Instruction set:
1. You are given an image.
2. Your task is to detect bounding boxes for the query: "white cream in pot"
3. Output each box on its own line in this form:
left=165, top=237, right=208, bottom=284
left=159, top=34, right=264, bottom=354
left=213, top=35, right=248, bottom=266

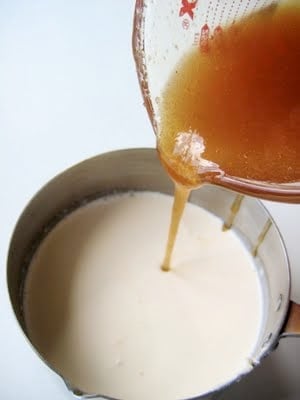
left=24, top=191, right=263, bottom=400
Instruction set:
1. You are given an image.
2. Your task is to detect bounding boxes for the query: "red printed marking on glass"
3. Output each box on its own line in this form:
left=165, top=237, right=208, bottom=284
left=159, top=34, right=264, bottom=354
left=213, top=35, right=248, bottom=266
left=200, top=23, right=210, bottom=53
left=214, top=25, right=223, bottom=36
left=179, top=0, right=198, bottom=20
left=182, top=18, right=190, bottom=29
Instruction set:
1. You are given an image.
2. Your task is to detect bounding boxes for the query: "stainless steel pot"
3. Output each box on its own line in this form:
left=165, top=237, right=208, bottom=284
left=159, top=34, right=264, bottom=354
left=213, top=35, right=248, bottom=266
left=6, top=148, right=300, bottom=400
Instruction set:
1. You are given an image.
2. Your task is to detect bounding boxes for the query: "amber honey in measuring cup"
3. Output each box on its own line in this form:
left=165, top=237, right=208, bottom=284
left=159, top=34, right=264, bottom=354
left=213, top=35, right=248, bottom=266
left=133, top=0, right=300, bottom=202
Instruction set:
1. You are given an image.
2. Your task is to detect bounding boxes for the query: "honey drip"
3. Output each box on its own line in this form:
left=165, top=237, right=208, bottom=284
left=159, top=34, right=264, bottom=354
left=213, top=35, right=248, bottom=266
left=252, top=219, right=272, bottom=257
left=223, top=195, right=245, bottom=231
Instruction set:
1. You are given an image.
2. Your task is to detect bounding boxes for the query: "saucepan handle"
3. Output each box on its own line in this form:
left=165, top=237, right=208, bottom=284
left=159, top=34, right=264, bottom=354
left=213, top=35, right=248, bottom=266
left=280, top=301, right=300, bottom=339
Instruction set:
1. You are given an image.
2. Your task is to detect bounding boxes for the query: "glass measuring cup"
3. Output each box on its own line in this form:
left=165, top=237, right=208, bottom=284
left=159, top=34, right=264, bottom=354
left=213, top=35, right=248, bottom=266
left=133, top=0, right=300, bottom=202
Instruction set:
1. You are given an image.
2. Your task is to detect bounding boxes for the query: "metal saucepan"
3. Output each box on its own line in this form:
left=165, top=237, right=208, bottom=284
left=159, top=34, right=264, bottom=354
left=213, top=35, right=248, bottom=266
left=6, top=148, right=300, bottom=399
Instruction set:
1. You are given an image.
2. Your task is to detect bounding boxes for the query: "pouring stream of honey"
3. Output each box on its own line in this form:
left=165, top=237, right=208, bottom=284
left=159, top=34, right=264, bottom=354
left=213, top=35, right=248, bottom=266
left=161, top=184, right=190, bottom=271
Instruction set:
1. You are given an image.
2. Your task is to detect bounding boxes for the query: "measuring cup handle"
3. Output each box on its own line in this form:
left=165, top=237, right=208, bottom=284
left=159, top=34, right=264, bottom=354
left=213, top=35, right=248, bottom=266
left=280, top=302, right=300, bottom=339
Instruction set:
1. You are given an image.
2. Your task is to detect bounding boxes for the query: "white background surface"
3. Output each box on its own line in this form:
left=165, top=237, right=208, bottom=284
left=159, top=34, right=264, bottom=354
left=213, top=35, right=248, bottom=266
left=0, top=1, right=299, bottom=399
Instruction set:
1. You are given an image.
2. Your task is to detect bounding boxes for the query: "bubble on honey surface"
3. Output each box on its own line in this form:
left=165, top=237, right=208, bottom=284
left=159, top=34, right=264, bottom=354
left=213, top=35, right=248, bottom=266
left=173, top=131, right=221, bottom=174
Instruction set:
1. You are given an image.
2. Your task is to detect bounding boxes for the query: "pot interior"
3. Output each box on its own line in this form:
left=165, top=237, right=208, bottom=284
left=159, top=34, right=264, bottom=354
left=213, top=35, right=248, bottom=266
left=7, top=148, right=290, bottom=397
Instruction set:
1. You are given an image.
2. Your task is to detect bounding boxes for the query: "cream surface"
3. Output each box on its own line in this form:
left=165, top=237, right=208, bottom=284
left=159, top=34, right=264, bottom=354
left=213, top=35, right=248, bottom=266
left=24, top=191, right=262, bottom=400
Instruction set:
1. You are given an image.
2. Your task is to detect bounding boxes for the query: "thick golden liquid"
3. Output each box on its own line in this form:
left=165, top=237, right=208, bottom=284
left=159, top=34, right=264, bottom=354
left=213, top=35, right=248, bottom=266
left=159, top=4, right=300, bottom=188
left=161, top=4, right=300, bottom=269
left=161, top=184, right=190, bottom=271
